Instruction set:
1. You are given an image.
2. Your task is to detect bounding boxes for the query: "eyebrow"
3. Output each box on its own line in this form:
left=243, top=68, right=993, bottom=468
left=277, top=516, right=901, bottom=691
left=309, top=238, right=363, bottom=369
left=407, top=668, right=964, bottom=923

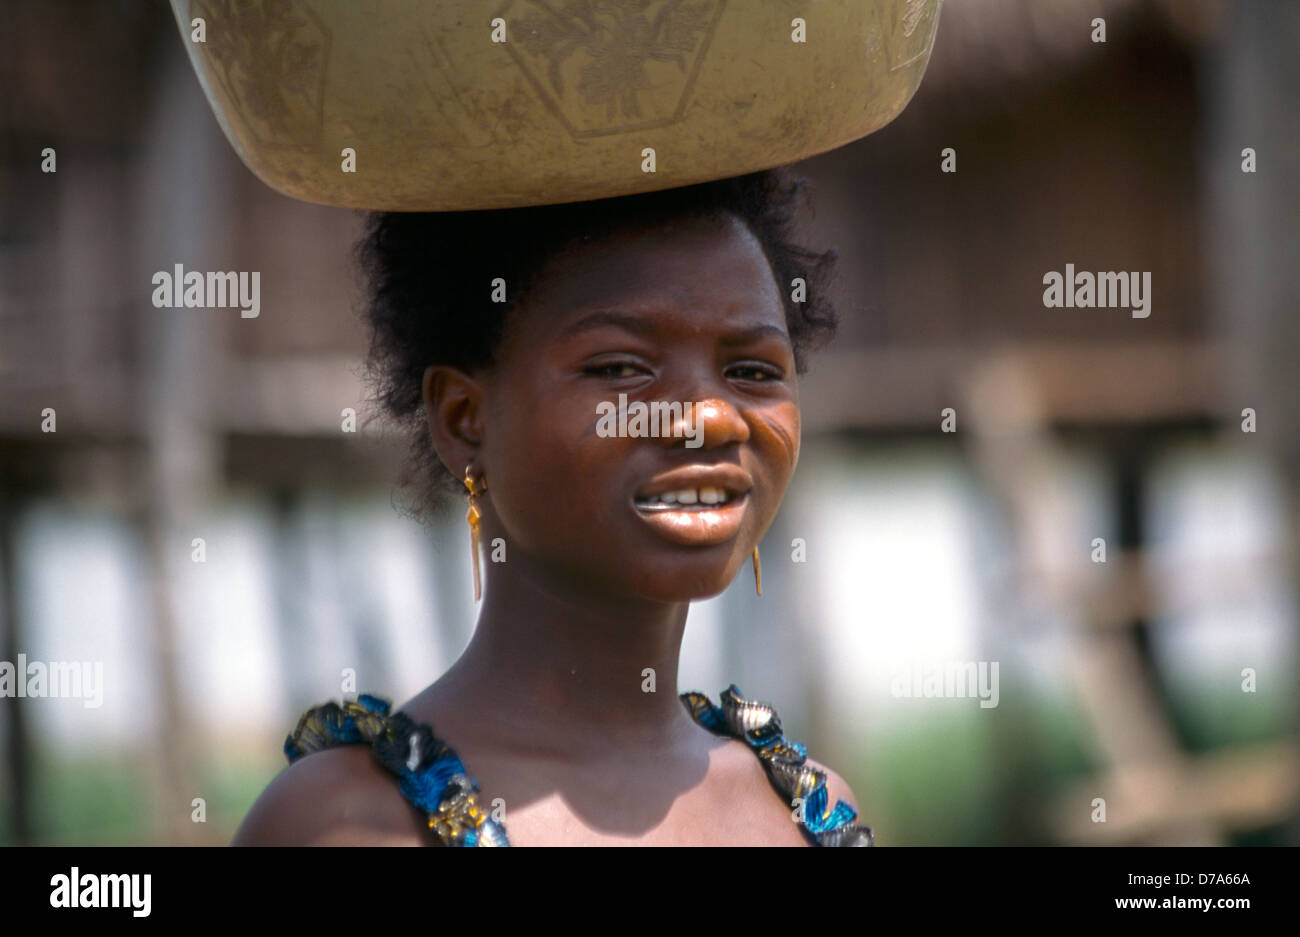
left=557, top=309, right=659, bottom=340
left=556, top=308, right=792, bottom=346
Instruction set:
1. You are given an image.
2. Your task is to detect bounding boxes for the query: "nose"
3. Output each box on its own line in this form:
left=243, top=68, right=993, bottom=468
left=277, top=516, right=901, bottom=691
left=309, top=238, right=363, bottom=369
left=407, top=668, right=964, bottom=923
left=666, top=396, right=749, bottom=449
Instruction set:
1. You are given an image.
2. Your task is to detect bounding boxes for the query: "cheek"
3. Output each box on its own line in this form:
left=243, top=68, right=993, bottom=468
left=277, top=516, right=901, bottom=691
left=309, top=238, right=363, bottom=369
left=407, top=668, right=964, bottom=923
left=789, top=406, right=801, bottom=468
left=482, top=397, right=627, bottom=549
left=753, top=401, right=800, bottom=486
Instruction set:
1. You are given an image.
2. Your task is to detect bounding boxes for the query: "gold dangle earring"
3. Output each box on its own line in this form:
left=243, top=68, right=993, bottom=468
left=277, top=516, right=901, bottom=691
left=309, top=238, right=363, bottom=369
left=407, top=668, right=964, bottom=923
left=752, top=545, right=762, bottom=596
left=464, top=465, right=487, bottom=601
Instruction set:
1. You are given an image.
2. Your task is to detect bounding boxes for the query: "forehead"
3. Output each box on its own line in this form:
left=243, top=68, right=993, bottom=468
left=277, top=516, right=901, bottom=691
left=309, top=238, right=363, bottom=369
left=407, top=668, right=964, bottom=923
left=510, top=213, right=786, bottom=337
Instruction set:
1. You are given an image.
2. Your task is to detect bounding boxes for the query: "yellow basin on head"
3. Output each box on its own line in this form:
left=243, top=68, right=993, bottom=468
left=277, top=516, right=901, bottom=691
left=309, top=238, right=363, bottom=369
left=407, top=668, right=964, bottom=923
left=169, top=0, right=943, bottom=211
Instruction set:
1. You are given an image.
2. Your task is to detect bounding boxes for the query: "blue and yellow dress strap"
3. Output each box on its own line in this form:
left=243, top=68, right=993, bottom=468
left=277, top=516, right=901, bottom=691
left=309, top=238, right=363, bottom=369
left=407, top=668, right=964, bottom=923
left=679, top=684, right=874, bottom=847
left=283, top=693, right=509, bottom=847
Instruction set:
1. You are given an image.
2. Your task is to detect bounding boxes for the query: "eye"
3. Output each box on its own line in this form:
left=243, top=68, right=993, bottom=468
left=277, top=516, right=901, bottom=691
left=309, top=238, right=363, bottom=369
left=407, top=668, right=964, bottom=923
left=584, top=362, right=643, bottom=379
left=728, top=363, right=784, bottom=382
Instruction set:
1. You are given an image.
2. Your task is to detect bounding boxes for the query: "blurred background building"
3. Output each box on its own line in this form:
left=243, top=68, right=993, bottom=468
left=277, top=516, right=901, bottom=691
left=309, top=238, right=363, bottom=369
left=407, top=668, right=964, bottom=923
left=1, top=0, right=1296, bottom=845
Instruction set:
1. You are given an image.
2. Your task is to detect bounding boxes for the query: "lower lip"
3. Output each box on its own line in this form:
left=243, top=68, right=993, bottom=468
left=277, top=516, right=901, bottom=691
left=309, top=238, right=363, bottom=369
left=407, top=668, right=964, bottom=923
left=631, top=493, right=750, bottom=547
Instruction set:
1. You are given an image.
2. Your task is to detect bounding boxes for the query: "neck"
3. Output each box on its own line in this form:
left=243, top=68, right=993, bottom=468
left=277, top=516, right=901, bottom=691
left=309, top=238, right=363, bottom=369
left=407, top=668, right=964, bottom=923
left=432, top=557, right=703, bottom=760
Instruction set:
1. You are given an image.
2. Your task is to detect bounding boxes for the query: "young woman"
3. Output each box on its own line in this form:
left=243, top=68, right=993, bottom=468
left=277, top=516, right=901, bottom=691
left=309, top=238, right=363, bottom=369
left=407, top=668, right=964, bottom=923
left=233, top=166, right=872, bottom=846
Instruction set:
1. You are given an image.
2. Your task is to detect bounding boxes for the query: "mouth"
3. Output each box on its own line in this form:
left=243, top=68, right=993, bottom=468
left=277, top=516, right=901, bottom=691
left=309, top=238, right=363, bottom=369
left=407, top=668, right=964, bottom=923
left=633, top=487, right=745, bottom=512
left=631, top=466, right=753, bottom=548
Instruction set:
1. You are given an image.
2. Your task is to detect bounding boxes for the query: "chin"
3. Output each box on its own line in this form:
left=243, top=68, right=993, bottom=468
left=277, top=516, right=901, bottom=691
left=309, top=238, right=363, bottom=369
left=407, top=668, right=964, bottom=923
left=627, top=559, right=749, bottom=604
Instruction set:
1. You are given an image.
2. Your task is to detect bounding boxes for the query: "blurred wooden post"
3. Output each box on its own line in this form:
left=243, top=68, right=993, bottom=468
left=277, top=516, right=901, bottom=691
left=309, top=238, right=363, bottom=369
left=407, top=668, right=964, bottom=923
left=0, top=486, right=30, bottom=844
left=1203, top=0, right=1300, bottom=844
left=131, top=39, right=234, bottom=844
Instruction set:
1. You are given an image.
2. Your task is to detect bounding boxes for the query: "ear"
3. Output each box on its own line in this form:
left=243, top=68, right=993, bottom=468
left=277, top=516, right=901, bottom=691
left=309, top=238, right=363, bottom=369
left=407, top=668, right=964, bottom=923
left=422, top=364, right=487, bottom=481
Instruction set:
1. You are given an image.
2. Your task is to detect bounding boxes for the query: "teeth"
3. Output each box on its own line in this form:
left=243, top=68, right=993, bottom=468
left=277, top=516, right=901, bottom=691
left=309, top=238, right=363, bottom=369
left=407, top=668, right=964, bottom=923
left=636, top=487, right=741, bottom=509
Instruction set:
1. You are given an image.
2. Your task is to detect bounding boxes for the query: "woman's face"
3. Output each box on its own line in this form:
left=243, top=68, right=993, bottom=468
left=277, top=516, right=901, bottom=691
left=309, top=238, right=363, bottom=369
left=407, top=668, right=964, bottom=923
left=476, top=213, right=800, bottom=603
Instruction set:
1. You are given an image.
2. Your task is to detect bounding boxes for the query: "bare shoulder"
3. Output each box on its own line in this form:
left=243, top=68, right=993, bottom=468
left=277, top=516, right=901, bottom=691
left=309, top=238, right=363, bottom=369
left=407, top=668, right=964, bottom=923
left=805, top=756, right=862, bottom=812
left=231, top=744, right=434, bottom=846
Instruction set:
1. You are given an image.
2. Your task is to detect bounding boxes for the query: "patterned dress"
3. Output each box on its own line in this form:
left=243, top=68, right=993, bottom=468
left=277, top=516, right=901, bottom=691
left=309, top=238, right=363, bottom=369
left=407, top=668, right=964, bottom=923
left=283, top=683, right=873, bottom=847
